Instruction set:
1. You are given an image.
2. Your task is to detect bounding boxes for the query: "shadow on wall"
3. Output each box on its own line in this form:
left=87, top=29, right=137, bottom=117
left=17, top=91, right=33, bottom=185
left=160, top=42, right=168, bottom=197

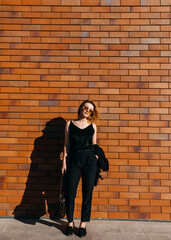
left=13, top=117, right=66, bottom=219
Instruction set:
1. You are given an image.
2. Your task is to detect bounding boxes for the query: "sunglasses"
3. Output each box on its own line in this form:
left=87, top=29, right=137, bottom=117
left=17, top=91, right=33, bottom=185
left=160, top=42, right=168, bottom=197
left=83, top=106, right=93, bottom=114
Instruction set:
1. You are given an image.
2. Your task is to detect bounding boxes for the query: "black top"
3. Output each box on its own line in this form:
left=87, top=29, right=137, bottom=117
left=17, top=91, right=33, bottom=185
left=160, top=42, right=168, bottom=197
left=69, top=121, right=95, bottom=152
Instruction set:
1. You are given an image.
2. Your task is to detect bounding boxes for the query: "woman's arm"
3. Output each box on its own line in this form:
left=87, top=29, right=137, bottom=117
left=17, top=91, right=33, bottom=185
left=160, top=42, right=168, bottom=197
left=92, top=123, right=98, bottom=159
left=92, top=123, right=97, bottom=145
left=62, top=121, right=70, bottom=173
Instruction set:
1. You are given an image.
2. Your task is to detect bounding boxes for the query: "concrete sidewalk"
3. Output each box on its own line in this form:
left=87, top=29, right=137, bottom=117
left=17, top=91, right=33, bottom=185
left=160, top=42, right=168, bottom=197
left=1, top=218, right=171, bottom=240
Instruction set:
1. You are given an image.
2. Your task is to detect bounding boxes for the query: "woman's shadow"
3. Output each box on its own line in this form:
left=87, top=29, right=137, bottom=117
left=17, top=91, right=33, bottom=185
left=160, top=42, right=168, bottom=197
left=13, top=117, right=67, bottom=233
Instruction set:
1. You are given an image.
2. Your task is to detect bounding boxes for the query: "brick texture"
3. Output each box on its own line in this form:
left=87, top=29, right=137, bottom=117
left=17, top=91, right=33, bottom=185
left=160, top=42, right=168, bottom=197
left=1, top=0, right=171, bottom=220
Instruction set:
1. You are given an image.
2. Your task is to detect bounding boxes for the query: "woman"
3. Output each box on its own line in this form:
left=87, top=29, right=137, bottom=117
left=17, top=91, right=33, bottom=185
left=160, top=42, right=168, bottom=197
left=62, top=100, right=99, bottom=237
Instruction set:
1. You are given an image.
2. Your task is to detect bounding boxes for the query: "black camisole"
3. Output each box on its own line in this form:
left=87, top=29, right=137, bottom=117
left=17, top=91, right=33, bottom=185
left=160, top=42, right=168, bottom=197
left=69, top=121, right=95, bottom=153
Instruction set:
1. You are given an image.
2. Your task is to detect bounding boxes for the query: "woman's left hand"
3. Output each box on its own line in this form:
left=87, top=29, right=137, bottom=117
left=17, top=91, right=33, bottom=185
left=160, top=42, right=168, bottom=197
left=95, top=155, right=98, bottom=159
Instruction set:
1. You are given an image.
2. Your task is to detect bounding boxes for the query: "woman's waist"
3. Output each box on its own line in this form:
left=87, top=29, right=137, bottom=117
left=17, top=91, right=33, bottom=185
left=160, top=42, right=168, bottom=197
left=69, top=144, right=93, bottom=153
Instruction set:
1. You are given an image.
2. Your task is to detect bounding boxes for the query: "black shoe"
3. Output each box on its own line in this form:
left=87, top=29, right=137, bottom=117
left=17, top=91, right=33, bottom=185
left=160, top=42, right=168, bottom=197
left=65, top=222, right=74, bottom=236
left=78, top=227, right=87, bottom=238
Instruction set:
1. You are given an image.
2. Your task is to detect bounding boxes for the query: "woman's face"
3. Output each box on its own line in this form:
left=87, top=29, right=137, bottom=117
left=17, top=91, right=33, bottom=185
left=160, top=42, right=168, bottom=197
left=81, top=102, right=94, bottom=118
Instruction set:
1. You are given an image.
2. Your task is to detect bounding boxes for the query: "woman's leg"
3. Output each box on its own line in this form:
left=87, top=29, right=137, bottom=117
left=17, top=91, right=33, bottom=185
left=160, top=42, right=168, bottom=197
left=81, top=160, right=97, bottom=223
left=65, top=166, right=81, bottom=223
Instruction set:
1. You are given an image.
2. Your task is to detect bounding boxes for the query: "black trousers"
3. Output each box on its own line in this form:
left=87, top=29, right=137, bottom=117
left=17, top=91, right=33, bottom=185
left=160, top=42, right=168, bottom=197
left=65, top=149, right=97, bottom=223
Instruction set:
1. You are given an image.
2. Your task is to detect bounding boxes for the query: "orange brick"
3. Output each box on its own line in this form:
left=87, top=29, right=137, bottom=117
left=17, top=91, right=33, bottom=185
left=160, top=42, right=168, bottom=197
left=119, top=205, right=139, bottom=212
left=140, top=206, right=161, bottom=213
left=41, top=0, right=60, bottom=4
left=120, top=140, right=139, bottom=146
left=149, top=173, right=169, bottom=180
left=151, top=200, right=170, bottom=207
left=140, top=128, right=159, bottom=133
left=128, top=173, right=148, bottom=179
left=129, top=160, right=148, bottom=166
left=120, top=192, right=139, bottom=199
left=150, top=213, right=170, bottom=220
left=161, top=167, right=171, bottom=172
left=91, top=212, right=108, bottom=219
left=109, top=212, right=128, bottom=219
left=22, top=0, right=41, bottom=4
left=109, top=146, right=127, bottom=153
left=140, top=193, right=161, bottom=199
left=120, top=114, right=139, bottom=120
left=120, top=166, right=139, bottom=173
left=129, top=186, right=148, bottom=192
left=130, top=212, right=150, bottom=219
left=108, top=120, right=127, bottom=126
left=120, top=127, right=139, bottom=133
left=130, top=199, right=149, bottom=206
left=140, top=166, right=160, bottom=172
left=150, top=186, right=169, bottom=193
left=108, top=133, right=127, bottom=139
left=121, top=0, right=140, bottom=5
left=149, top=159, right=169, bottom=166
left=140, top=153, right=160, bottom=160
left=129, top=121, right=148, bottom=127
left=149, top=147, right=169, bottom=153
left=0, top=190, right=18, bottom=196
left=120, top=179, right=139, bottom=185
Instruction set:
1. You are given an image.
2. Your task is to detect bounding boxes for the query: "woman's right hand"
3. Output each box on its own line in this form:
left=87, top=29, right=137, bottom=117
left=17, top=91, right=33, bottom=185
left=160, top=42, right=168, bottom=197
left=62, top=163, right=67, bottom=174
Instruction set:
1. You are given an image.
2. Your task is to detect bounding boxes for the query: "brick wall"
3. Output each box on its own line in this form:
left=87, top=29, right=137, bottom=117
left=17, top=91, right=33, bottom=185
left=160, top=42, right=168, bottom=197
left=1, top=0, right=171, bottom=220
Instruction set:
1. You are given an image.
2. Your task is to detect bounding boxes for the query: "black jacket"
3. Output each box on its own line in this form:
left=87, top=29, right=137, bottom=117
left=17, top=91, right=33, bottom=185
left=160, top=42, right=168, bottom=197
left=92, top=144, right=109, bottom=186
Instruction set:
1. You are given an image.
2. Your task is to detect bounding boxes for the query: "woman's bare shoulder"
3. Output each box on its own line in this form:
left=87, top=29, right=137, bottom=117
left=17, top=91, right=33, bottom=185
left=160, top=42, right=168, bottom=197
left=66, top=120, right=72, bottom=129
left=92, top=122, right=97, bottom=130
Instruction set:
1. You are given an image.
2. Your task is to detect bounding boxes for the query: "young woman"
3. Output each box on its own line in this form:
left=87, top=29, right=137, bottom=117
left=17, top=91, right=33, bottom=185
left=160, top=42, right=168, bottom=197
left=62, top=100, right=99, bottom=237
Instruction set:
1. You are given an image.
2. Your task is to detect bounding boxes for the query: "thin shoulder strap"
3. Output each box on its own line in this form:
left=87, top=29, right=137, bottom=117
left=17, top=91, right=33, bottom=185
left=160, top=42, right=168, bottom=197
left=68, top=120, right=72, bottom=128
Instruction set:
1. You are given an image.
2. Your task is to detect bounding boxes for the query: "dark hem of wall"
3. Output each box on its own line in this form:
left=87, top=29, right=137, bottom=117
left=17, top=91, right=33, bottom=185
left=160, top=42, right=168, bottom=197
left=0, top=216, right=171, bottom=223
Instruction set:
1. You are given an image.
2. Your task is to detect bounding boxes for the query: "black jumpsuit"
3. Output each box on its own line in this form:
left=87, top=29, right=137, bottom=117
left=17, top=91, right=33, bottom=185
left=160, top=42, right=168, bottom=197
left=65, top=121, right=97, bottom=223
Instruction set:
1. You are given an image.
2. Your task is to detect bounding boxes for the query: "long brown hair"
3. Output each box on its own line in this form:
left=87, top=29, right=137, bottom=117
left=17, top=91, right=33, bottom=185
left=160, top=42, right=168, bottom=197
left=78, top=100, right=100, bottom=123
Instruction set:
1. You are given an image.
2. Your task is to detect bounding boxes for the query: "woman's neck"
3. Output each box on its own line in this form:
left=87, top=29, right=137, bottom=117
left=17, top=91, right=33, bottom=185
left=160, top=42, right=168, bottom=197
left=77, top=116, right=88, bottom=123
